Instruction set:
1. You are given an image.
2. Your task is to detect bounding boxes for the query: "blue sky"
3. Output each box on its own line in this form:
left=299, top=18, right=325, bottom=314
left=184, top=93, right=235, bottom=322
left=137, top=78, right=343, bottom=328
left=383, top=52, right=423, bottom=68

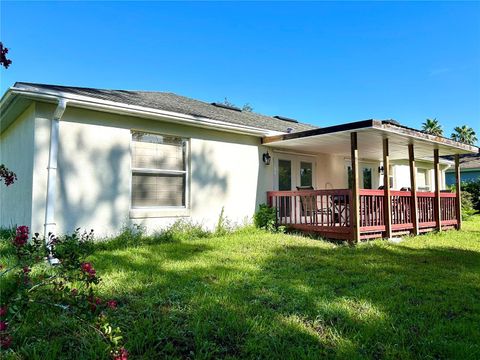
left=1, top=1, right=479, bottom=143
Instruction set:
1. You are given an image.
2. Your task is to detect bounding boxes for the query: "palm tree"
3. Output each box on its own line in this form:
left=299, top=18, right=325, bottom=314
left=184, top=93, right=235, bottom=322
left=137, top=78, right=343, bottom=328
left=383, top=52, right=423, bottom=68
left=451, top=125, right=478, bottom=145
left=421, top=118, right=443, bottom=136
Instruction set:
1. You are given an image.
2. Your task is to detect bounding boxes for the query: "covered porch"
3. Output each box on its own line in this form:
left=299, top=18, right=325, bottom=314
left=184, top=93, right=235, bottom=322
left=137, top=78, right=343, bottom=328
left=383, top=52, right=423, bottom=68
left=263, top=120, right=479, bottom=242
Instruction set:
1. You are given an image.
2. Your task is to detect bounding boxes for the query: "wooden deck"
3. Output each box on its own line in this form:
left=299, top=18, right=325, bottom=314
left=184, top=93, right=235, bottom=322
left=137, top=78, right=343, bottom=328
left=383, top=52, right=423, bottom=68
left=267, top=189, right=459, bottom=241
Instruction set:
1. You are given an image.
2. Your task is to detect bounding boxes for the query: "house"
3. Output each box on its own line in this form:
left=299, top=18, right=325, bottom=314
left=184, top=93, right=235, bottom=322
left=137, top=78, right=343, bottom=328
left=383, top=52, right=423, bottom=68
left=445, top=153, right=480, bottom=186
left=1, top=82, right=478, bottom=241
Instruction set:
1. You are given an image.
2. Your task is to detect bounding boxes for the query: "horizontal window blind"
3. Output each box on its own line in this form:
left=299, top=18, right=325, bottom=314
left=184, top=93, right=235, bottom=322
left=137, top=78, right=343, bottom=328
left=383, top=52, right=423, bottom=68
left=131, top=131, right=188, bottom=208
left=132, top=173, right=185, bottom=207
left=132, top=139, right=185, bottom=171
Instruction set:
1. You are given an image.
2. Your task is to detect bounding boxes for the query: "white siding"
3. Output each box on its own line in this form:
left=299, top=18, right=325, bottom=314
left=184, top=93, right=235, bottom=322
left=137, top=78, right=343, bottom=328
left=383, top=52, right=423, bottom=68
left=0, top=104, right=35, bottom=230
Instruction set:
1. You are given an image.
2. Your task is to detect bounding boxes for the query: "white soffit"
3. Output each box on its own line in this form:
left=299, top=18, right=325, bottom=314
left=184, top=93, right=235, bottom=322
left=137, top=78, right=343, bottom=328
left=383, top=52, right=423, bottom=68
left=264, top=127, right=477, bottom=161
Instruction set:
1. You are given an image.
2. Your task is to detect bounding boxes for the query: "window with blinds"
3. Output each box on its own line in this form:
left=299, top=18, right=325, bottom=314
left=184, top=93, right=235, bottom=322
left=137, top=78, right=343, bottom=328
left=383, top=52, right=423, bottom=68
left=131, top=131, right=188, bottom=208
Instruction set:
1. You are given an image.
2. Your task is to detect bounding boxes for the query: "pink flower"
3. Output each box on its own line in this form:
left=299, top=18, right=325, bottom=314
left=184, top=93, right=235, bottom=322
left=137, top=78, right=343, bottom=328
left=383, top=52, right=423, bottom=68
left=81, top=262, right=92, bottom=272
left=0, top=306, right=6, bottom=317
left=0, top=334, right=12, bottom=349
left=107, top=300, right=117, bottom=310
left=22, top=266, right=31, bottom=274
left=0, top=164, right=17, bottom=186
left=113, top=347, right=128, bottom=360
left=17, top=225, right=29, bottom=234
left=13, top=225, right=29, bottom=247
left=0, top=321, right=7, bottom=331
left=95, top=297, right=102, bottom=305
left=80, top=262, right=96, bottom=277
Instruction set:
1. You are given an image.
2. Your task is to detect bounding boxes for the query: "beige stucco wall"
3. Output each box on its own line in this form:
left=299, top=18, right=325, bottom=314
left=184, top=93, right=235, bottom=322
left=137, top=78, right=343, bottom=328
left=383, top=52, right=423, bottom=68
left=0, top=104, right=35, bottom=229
left=269, top=149, right=452, bottom=192
left=2, top=100, right=452, bottom=237
left=390, top=160, right=449, bottom=191
left=28, top=105, right=271, bottom=237
left=267, top=150, right=383, bottom=191
left=315, top=153, right=349, bottom=189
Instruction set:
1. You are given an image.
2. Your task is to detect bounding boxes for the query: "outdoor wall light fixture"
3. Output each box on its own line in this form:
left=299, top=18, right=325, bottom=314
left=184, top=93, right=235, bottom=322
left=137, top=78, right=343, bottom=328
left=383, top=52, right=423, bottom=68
left=378, top=166, right=384, bottom=175
left=262, top=151, right=271, bottom=165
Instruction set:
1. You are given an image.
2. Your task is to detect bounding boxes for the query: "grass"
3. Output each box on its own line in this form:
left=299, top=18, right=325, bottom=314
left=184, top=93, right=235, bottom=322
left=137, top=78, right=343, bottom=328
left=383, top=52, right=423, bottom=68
left=1, top=217, right=480, bottom=359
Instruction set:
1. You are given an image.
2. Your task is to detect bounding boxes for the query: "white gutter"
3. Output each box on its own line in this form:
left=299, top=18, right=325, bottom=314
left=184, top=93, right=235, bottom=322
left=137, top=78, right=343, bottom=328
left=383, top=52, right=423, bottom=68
left=2, top=87, right=283, bottom=137
left=44, top=98, right=67, bottom=264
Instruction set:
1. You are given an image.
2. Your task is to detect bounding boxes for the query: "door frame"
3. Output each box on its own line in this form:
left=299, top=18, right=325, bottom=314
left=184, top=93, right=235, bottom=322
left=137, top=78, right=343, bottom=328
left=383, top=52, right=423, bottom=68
left=273, top=153, right=316, bottom=191
left=344, top=159, right=380, bottom=190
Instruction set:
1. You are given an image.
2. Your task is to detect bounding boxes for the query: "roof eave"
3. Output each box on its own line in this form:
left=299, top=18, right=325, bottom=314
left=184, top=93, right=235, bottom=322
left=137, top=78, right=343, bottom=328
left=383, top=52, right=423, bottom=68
left=1, top=87, right=284, bottom=137
left=262, top=119, right=479, bottom=155
left=375, top=121, right=479, bottom=154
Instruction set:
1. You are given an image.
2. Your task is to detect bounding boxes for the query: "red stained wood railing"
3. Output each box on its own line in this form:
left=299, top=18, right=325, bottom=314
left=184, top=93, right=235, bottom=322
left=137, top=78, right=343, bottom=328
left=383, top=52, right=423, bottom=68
left=266, top=189, right=352, bottom=229
left=417, top=192, right=436, bottom=226
left=440, top=192, right=458, bottom=225
left=266, top=188, right=459, bottom=240
left=358, top=189, right=385, bottom=228
left=390, top=190, right=413, bottom=230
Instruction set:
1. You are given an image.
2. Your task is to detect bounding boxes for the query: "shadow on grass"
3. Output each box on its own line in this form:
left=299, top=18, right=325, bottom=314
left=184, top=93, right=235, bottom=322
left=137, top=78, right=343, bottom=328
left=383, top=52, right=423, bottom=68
left=87, top=233, right=480, bottom=359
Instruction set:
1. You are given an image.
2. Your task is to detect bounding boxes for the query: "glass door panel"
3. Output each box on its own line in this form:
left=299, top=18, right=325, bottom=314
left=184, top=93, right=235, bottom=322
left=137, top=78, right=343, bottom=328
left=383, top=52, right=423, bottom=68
left=300, top=162, right=313, bottom=188
left=278, top=159, right=292, bottom=217
left=278, top=160, right=292, bottom=191
left=362, top=167, right=372, bottom=189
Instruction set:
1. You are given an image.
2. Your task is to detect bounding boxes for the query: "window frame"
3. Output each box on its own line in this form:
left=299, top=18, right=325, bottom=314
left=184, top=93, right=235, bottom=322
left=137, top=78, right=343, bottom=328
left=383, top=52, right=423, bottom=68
left=129, top=130, right=190, bottom=218
left=416, top=167, right=430, bottom=191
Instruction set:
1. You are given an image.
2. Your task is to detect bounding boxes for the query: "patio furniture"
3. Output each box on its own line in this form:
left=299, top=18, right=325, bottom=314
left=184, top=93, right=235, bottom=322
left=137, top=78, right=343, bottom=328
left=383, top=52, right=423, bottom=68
left=296, top=186, right=332, bottom=224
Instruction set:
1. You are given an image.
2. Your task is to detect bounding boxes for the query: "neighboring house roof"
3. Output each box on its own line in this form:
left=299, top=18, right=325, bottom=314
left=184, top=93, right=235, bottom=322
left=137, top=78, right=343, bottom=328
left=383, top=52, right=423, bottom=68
left=11, top=82, right=318, bottom=134
left=444, top=153, right=480, bottom=171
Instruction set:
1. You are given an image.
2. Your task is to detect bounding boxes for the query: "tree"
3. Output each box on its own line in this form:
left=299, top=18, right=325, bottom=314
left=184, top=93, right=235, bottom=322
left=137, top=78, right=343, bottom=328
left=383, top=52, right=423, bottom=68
left=451, top=125, right=478, bottom=145
left=222, top=97, right=253, bottom=112
left=0, top=42, right=12, bottom=69
left=421, top=118, right=443, bottom=136
left=241, top=103, right=253, bottom=112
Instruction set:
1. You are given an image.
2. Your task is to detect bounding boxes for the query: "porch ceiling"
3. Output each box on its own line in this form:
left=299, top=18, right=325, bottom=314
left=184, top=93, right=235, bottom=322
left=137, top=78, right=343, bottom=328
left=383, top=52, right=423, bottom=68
left=262, top=120, right=479, bottom=161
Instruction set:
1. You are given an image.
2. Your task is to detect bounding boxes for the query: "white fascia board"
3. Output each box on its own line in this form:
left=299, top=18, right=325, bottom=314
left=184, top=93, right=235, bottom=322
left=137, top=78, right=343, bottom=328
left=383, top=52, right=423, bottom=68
left=2, top=87, right=283, bottom=137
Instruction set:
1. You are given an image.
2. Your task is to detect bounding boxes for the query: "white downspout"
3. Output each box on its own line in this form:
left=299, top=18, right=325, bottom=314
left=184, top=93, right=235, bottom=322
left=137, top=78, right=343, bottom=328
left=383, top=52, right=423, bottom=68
left=44, top=98, right=67, bottom=263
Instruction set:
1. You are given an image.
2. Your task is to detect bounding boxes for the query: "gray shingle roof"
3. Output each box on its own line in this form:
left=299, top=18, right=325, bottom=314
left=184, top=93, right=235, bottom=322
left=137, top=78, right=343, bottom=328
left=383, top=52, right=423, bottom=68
left=444, top=153, right=480, bottom=170
left=14, top=82, right=317, bottom=133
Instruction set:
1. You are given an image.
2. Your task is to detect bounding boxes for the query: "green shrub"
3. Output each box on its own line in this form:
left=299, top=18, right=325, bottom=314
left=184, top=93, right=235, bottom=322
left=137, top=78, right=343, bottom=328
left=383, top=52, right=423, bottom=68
left=214, top=207, right=233, bottom=236
left=451, top=180, right=479, bottom=220
left=0, top=227, right=15, bottom=241
left=462, top=179, right=480, bottom=212
left=160, top=220, right=211, bottom=242
left=461, top=190, right=477, bottom=220
left=1, top=227, right=126, bottom=357
left=254, top=204, right=281, bottom=232
left=95, top=224, right=146, bottom=251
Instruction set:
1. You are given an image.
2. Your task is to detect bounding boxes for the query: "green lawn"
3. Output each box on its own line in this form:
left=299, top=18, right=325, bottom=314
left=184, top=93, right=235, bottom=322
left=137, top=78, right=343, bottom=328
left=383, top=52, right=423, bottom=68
left=2, top=217, right=480, bottom=359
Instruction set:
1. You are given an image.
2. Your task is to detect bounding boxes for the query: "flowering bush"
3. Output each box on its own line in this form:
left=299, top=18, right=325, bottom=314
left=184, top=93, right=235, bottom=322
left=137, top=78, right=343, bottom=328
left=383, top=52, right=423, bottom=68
left=0, top=164, right=127, bottom=358
left=0, top=164, right=16, bottom=186
left=0, top=227, right=126, bottom=357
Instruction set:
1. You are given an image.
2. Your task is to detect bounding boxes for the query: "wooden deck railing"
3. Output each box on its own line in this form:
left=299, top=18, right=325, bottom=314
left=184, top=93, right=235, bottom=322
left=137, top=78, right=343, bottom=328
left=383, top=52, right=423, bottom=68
left=267, top=189, right=352, bottom=240
left=266, top=188, right=459, bottom=241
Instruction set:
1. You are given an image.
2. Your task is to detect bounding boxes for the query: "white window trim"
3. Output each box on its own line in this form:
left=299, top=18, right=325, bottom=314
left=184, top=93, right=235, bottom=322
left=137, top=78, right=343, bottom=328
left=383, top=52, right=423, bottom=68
left=129, top=131, right=191, bottom=218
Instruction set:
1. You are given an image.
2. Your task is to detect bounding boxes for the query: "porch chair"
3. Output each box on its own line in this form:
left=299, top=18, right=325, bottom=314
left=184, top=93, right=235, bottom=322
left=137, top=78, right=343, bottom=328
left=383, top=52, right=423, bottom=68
left=296, top=186, right=330, bottom=225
